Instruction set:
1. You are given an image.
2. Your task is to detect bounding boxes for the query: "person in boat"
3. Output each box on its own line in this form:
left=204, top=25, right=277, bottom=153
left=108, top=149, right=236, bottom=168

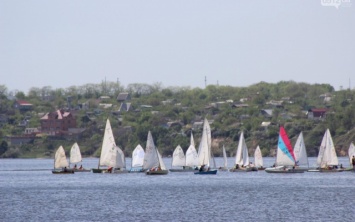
left=352, top=156, right=355, bottom=169
left=107, top=166, right=113, bottom=173
left=73, top=164, right=77, bottom=169
left=79, top=165, right=83, bottom=170
left=63, top=167, right=68, bottom=172
left=235, top=164, right=239, bottom=169
left=199, top=164, right=205, bottom=172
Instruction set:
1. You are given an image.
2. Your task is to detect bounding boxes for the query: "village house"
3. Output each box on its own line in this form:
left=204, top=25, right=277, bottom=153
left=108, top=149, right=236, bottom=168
left=14, top=100, right=33, bottom=111
left=40, top=109, right=77, bottom=135
left=307, top=108, right=328, bottom=120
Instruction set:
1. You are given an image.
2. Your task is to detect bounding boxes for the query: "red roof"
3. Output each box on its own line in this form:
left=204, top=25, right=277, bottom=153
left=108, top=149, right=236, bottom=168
left=17, top=100, right=32, bottom=106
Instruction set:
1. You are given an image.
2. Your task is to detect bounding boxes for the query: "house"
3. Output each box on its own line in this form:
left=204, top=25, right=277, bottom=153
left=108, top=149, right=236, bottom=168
left=161, top=99, right=175, bottom=105
left=266, top=100, right=284, bottom=108
left=118, top=102, right=132, bottom=112
left=164, top=121, right=183, bottom=129
left=260, top=109, right=273, bottom=118
left=307, top=108, right=328, bottom=120
left=232, top=103, right=249, bottom=108
left=14, top=100, right=33, bottom=111
left=116, top=92, right=131, bottom=102
left=40, top=109, right=77, bottom=135
left=7, top=135, right=35, bottom=145
left=24, top=128, right=40, bottom=135
left=192, top=121, right=204, bottom=130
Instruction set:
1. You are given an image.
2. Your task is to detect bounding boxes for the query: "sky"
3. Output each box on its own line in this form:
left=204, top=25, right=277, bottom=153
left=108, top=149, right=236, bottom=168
left=1, top=0, right=354, bottom=93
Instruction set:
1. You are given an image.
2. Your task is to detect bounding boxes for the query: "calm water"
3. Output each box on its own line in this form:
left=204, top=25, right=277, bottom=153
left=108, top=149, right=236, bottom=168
left=0, top=157, right=354, bottom=222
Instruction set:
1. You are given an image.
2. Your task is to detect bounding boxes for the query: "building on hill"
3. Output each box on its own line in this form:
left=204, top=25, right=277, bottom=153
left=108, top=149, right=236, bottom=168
left=14, top=100, right=33, bottom=111
left=307, top=108, right=328, bottom=120
left=117, top=92, right=131, bottom=102
left=40, top=109, right=77, bottom=135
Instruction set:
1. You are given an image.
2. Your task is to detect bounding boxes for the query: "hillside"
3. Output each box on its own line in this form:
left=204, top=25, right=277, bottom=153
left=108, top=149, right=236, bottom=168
left=0, top=81, right=354, bottom=159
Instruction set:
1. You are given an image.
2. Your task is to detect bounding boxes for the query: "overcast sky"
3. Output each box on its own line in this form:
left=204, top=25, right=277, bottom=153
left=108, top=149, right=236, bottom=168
left=1, top=0, right=354, bottom=93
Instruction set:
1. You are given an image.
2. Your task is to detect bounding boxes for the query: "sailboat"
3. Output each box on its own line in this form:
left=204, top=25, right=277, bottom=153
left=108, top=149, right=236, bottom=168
left=170, top=145, right=187, bottom=172
left=218, top=145, right=229, bottom=171
left=129, top=144, right=145, bottom=172
left=52, top=145, right=74, bottom=174
left=254, top=145, right=265, bottom=170
left=293, top=132, right=309, bottom=172
left=265, top=126, right=303, bottom=173
left=69, top=142, right=90, bottom=172
left=92, top=119, right=119, bottom=173
left=143, top=131, right=169, bottom=175
left=183, top=132, right=199, bottom=171
left=348, top=142, right=355, bottom=171
left=230, top=131, right=256, bottom=172
left=315, top=129, right=343, bottom=172
left=194, top=118, right=217, bottom=175
left=112, top=146, right=128, bottom=173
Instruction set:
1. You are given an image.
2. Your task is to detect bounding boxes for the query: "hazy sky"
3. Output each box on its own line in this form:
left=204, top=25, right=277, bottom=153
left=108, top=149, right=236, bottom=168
left=1, top=1, right=354, bottom=93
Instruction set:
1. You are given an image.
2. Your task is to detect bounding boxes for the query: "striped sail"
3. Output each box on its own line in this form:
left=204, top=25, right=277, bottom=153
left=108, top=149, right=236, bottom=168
left=276, top=126, right=295, bottom=166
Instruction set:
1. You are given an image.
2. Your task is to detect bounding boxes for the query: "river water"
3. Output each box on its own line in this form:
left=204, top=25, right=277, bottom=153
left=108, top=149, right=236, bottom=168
left=0, top=157, right=354, bottom=222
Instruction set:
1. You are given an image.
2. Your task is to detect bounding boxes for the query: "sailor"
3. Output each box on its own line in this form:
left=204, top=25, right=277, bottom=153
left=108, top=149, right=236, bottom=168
left=79, top=165, right=83, bottom=170
left=107, top=166, right=113, bottom=173
left=352, top=156, right=355, bottom=169
left=73, top=164, right=77, bottom=169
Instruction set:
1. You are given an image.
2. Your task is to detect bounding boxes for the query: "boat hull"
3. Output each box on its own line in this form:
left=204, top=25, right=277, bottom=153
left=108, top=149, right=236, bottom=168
left=146, top=170, right=169, bottom=175
left=169, top=168, right=197, bottom=172
left=230, top=167, right=258, bottom=172
left=52, top=170, right=74, bottom=174
left=194, top=170, right=218, bottom=175
left=92, top=168, right=108, bottom=173
left=129, top=169, right=145, bottom=173
left=319, top=168, right=344, bottom=173
left=265, top=167, right=304, bottom=173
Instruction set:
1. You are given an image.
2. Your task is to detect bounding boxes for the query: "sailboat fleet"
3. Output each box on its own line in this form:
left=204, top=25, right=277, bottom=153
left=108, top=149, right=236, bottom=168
left=52, top=118, right=353, bottom=175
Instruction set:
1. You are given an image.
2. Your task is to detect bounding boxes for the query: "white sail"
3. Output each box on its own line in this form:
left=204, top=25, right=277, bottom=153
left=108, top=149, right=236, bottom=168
left=69, top=142, right=82, bottom=164
left=142, top=131, right=160, bottom=170
left=185, top=144, right=199, bottom=167
left=132, top=144, right=145, bottom=167
left=54, top=145, right=69, bottom=169
left=348, top=142, right=355, bottom=165
left=317, top=129, right=338, bottom=168
left=99, top=119, right=117, bottom=167
left=198, top=119, right=211, bottom=167
left=222, top=145, right=228, bottom=168
left=172, top=145, right=185, bottom=167
left=254, top=146, right=263, bottom=168
left=115, top=146, right=126, bottom=169
left=190, top=132, right=195, bottom=146
left=157, top=149, right=167, bottom=170
left=293, top=132, right=309, bottom=167
left=235, top=131, right=249, bottom=167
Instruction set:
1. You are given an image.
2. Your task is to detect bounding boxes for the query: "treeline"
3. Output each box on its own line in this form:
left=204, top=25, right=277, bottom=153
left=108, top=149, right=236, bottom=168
left=0, top=81, right=354, bottom=159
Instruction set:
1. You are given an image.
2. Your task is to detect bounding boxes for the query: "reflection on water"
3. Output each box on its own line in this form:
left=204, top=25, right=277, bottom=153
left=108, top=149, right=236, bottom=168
left=0, top=157, right=354, bottom=222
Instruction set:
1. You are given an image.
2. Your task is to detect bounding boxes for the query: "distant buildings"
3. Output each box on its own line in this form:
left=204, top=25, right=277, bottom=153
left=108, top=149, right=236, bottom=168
left=40, top=109, right=77, bottom=135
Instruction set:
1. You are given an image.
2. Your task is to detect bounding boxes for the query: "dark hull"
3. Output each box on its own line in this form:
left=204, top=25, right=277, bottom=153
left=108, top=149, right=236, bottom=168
left=52, top=170, right=74, bottom=174
left=146, top=170, right=169, bottom=175
left=194, top=170, right=218, bottom=175
left=92, top=168, right=107, bottom=173
left=169, top=168, right=197, bottom=172
left=230, top=167, right=258, bottom=172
